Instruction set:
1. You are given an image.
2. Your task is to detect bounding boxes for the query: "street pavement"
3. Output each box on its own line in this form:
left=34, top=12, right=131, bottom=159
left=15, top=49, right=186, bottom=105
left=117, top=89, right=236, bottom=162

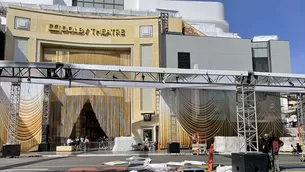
left=0, top=154, right=304, bottom=171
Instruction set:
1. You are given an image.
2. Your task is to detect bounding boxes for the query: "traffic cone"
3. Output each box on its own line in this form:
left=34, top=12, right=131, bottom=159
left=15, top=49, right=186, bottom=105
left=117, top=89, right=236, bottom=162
left=208, top=144, right=214, bottom=172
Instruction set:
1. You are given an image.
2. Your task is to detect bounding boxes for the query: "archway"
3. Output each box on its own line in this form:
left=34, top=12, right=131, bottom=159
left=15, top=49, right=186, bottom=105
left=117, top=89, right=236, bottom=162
left=69, top=100, right=107, bottom=141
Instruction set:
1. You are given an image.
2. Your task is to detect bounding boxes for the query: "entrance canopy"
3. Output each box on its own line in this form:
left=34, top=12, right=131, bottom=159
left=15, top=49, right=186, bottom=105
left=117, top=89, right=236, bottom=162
left=0, top=61, right=305, bottom=93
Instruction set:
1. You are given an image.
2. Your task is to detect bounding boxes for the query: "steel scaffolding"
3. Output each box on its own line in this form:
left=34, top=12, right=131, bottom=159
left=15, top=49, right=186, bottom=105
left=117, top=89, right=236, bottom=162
left=169, top=88, right=178, bottom=143
left=41, top=85, right=51, bottom=144
left=297, top=93, right=305, bottom=143
left=236, top=85, right=259, bottom=151
left=7, top=82, right=21, bottom=144
left=3, top=61, right=305, bottom=151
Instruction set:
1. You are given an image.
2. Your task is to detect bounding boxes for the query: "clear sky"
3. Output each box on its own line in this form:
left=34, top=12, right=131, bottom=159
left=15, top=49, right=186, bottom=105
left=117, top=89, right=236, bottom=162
left=197, top=0, right=305, bottom=73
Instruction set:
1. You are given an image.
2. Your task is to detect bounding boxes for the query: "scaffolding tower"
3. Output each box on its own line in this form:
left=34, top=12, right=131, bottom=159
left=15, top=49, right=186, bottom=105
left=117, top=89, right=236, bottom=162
left=236, top=85, right=259, bottom=152
left=297, top=93, right=305, bottom=143
left=41, top=85, right=51, bottom=144
left=7, top=82, right=21, bottom=145
left=169, top=88, right=178, bottom=143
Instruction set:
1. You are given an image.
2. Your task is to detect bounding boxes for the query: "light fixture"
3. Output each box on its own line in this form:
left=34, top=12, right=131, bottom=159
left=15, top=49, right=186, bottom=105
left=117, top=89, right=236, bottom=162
left=142, top=74, right=145, bottom=81
left=113, top=75, right=118, bottom=80
left=176, top=76, right=179, bottom=83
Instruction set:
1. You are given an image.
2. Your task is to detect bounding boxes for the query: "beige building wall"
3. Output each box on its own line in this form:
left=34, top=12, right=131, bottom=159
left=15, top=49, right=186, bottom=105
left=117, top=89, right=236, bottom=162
left=3, top=6, right=182, bottom=150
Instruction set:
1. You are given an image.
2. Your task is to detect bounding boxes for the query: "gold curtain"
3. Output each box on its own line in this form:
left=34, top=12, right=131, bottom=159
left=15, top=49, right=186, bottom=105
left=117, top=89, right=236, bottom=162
left=159, top=89, right=284, bottom=148
left=45, top=48, right=132, bottom=143
left=0, top=83, right=44, bottom=152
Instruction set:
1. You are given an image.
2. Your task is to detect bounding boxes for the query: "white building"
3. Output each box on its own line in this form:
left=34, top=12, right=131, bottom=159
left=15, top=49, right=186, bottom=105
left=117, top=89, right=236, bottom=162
left=0, top=0, right=240, bottom=38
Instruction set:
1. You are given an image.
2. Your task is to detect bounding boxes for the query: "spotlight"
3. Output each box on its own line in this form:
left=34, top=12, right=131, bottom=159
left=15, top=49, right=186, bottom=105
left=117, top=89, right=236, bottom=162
left=176, top=76, right=179, bottom=83
left=288, top=81, right=294, bottom=86
left=162, top=80, right=165, bottom=84
left=142, top=74, right=145, bottom=81
left=113, top=75, right=118, bottom=80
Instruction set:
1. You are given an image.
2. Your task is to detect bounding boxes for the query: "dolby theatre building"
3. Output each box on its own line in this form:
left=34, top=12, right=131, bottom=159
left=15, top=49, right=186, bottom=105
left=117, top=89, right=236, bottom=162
left=0, top=3, right=289, bottom=152
left=0, top=5, right=189, bottom=152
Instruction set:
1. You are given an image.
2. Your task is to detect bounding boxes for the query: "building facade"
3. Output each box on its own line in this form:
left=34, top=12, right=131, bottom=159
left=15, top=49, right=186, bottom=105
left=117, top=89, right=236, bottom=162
left=0, top=3, right=292, bottom=152
left=1, top=5, right=174, bottom=151
left=159, top=34, right=291, bottom=146
left=0, top=0, right=238, bottom=38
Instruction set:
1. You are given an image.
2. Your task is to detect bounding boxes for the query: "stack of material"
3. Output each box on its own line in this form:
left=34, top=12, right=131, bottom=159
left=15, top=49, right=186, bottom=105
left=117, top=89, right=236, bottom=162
left=214, top=136, right=246, bottom=153
left=112, top=137, right=137, bottom=151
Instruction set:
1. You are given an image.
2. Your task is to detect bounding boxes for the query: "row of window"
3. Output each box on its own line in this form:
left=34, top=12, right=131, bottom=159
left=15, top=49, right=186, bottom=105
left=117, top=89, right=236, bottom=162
left=72, top=0, right=124, bottom=9
left=177, top=44, right=271, bottom=73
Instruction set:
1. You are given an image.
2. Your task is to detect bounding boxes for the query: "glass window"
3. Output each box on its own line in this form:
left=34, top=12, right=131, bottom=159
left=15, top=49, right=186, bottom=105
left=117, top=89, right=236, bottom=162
left=252, top=42, right=268, bottom=48
left=142, top=129, right=153, bottom=141
left=94, top=3, right=104, bottom=8
left=115, top=0, right=124, bottom=5
left=84, top=0, right=93, bottom=2
left=253, top=48, right=268, bottom=58
left=178, top=52, right=191, bottom=69
left=77, top=1, right=83, bottom=6
left=104, top=4, right=114, bottom=9
left=95, top=0, right=103, bottom=2
left=114, top=5, right=124, bottom=10
left=253, top=57, right=270, bottom=72
left=140, top=25, right=153, bottom=38
left=84, top=2, right=94, bottom=7
left=14, top=17, right=31, bottom=31
left=104, top=0, right=114, bottom=3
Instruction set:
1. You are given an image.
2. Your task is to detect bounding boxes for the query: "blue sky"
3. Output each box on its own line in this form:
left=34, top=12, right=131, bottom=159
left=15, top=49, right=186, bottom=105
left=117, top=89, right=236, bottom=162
left=198, top=0, right=305, bottom=73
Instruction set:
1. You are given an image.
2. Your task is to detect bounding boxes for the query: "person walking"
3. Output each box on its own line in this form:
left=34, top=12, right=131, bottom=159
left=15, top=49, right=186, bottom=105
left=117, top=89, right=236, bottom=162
left=260, top=134, right=271, bottom=169
left=267, top=132, right=284, bottom=172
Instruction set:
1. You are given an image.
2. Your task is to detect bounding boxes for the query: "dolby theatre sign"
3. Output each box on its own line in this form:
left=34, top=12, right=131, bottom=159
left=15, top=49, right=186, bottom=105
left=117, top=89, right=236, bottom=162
left=48, top=24, right=126, bottom=37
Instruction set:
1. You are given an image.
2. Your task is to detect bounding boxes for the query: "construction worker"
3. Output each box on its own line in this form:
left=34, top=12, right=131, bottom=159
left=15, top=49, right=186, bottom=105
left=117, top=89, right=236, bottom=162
left=267, top=132, right=284, bottom=172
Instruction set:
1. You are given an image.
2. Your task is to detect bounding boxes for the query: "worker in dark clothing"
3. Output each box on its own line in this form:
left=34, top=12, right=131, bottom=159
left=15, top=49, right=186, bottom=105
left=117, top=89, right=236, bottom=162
left=260, top=133, right=271, bottom=169
left=267, top=132, right=284, bottom=172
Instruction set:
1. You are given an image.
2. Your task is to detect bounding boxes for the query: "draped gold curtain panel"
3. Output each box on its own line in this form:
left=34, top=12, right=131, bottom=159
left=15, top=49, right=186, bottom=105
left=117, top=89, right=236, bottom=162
left=0, top=47, right=132, bottom=152
left=159, top=89, right=284, bottom=148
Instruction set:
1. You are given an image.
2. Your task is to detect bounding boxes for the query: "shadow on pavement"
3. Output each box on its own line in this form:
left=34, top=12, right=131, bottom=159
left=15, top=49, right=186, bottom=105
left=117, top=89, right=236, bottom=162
left=0, top=150, right=94, bottom=171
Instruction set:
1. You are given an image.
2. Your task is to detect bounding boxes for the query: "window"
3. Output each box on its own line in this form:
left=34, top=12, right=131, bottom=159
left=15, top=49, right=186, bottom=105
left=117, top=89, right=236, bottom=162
left=251, top=41, right=271, bottom=72
left=142, top=128, right=153, bottom=141
left=178, top=52, right=191, bottom=69
left=14, top=17, right=31, bottom=31
left=140, top=26, right=153, bottom=38
left=72, top=0, right=124, bottom=9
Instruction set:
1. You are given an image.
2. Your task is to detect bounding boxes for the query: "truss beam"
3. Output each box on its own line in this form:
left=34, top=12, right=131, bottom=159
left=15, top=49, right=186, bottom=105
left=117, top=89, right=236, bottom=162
left=0, top=61, right=305, bottom=92
left=7, top=82, right=21, bottom=145
left=236, top=85, right=259, bottom=152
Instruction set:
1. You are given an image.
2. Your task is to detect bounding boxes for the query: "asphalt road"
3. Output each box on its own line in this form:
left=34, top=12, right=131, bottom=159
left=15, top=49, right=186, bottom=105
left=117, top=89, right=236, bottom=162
left=0, top=155, right=304, bottom=171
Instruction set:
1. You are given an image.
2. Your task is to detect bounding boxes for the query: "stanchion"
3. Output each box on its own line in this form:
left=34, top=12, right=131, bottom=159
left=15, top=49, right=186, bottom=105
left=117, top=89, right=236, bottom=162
left=208, top=144, right=214, bottom=172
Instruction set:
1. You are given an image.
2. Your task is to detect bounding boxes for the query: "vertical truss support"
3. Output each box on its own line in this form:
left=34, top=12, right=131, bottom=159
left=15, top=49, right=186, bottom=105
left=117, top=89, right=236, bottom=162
left=236, top=85, right=259, bottom=152
left=155, top=89, right=160, bottom=125
left=160, top=12, right=169, bottom=33
left=7, top=82, right=21, bottom=145
left=169, top=88, right=177, bottom=143
left=42, top=85, right=51, bottom=144
left=297, top=93, right=305, bottom=144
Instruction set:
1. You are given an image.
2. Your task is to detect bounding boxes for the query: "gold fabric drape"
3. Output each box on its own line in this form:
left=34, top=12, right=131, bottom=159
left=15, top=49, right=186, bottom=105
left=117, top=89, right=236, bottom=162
left=159, top=89, right=284, bottom=148
left=45, top=48, right=132, bottom=143
left=0, top=47, right=132, bottom=152
left=0, top=83, right=44, bottom=152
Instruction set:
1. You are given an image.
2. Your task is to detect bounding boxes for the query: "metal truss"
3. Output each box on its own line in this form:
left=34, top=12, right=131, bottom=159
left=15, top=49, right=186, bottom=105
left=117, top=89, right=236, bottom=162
left=160, top=12, right=169, bottom=33
left=7, top=82, right=21, bottom=145
left=297, top=93, right=305, bottom=143
left=169, top=88, right=178, bottom=143
left=41, top=85, right=51, bottom=144
left=236, top=85, right=259, bottom=152
left=1, top=61, right=305, bottom=92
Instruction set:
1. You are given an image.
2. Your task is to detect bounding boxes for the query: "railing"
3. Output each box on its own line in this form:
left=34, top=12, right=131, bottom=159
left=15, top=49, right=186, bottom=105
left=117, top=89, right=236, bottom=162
left=0, top=2, right=180, bottom=18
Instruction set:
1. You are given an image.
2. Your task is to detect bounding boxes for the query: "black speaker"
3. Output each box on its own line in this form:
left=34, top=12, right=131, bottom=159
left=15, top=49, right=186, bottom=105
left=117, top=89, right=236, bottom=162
left=167, top=142, right=180, bottom=153
left=232, top=152, right=268, bottom=172
left=38, top=143, right=50, bottom=152
left=2, top=144, right=21, bottom=157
